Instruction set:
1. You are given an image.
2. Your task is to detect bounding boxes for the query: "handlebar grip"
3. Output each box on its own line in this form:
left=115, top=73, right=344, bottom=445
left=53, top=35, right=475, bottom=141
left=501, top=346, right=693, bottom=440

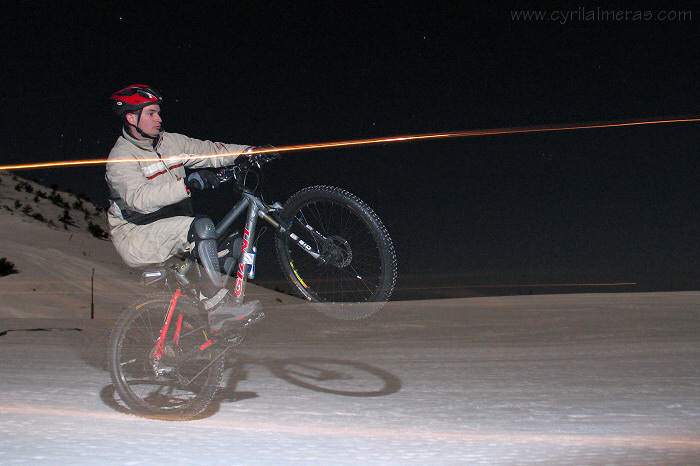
left=216, top=148, right=279, bottom=187
left=248, top=145, right=281, bottom=164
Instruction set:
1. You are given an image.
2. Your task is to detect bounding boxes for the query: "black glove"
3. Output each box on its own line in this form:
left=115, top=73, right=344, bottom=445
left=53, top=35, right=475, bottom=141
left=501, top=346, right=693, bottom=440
left=255, top=144, right=280, bottom=159
left=185, top=170, right=220, bottom=191
left=243, top=145, right=280, bottom=164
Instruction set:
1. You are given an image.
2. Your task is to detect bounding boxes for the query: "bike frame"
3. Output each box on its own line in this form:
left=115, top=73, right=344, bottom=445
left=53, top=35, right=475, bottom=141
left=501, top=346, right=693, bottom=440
left=150, top=175, right=329, bottom=361
left=215, top=190, right=263, bottom=302
left=214, top=186, right=324, bottom=303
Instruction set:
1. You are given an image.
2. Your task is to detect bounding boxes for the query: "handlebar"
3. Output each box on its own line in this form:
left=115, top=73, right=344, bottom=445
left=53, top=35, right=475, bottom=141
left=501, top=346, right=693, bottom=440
left=214, top=149, right=281, bottom=190
left=245, top=146, right=281, bottom=165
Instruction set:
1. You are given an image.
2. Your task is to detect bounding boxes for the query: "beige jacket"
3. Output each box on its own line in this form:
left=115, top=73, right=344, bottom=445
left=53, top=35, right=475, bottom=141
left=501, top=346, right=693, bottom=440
left=105, top=128, right=249, bottom=266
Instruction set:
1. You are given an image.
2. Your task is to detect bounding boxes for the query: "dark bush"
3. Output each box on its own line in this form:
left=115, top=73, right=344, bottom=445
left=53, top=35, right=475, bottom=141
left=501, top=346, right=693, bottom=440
left=0, top=257, right=19, bottom=276
left=14, top=181, right=33, bottom=193
left=59, top=209, right=75, bottom=226
left=49, top=192, right=69, bottom=208
left=88, top=222, right=109, bottom=240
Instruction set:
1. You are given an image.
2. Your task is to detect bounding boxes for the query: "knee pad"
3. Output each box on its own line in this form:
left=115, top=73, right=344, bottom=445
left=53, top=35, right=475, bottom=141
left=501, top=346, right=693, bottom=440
left=187, top=215, right=217, bottom=243
left=187, top=215, right=224, bottom=288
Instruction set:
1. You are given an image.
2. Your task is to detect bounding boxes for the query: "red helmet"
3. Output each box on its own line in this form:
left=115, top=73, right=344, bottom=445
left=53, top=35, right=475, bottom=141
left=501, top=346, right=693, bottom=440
left=109, top=84, right=163, bottom=116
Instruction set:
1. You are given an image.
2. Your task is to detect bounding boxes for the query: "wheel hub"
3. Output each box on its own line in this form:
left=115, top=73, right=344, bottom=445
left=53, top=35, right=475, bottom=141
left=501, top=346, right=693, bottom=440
left=324, top=236, right=352, bottom=267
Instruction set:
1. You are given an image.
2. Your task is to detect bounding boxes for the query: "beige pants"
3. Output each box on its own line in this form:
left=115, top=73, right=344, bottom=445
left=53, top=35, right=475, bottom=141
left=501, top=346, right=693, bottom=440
left=110, top=216, right=194, bottom=267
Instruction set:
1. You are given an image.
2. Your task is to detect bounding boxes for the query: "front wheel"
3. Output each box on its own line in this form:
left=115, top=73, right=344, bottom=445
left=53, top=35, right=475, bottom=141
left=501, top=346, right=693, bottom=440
left=107, top=293, right=225, bottom=420
left=275, top=186, right=397, bottom=319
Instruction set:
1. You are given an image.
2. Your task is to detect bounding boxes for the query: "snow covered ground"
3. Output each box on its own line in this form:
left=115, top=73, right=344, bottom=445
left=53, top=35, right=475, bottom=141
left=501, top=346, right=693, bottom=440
left=1, top=172, right=699, bottom=463
left=1, top=292, right=699, bottom=464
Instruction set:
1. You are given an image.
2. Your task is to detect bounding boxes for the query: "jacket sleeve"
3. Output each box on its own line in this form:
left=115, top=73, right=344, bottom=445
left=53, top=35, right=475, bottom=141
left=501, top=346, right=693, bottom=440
left=168, top=133, right=251, bottom=169
left=106, top=155, right=190, bottom=214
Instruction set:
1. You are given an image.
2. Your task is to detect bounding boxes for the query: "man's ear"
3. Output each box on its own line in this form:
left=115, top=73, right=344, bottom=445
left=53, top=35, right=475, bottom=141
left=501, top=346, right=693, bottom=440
left=125, top=112, right=137, bottom=126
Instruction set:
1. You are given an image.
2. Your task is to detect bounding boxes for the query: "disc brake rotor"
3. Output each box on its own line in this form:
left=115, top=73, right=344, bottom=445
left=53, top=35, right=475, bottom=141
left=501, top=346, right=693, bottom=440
left=324, top=235, right=352, bottom=267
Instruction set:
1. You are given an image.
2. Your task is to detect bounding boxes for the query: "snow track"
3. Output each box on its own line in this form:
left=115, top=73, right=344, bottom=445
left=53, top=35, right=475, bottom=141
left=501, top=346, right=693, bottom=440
left=1, top=292, right=699, bottom=464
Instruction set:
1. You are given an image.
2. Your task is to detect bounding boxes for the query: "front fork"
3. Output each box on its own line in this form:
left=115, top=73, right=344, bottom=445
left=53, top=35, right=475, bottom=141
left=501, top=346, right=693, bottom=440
left=258, top=210, right=325, bottom=262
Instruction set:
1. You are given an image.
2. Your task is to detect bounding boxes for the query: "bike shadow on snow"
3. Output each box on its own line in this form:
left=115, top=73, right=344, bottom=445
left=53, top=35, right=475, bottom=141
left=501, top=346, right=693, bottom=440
left=219, top=353, right=403, bottom=399
left=100, top=353, right=402, bottom=421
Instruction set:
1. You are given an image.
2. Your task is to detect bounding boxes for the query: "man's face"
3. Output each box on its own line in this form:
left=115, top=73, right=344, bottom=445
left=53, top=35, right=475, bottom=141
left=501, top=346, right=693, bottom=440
left=126, top=104, right=162, bottom=139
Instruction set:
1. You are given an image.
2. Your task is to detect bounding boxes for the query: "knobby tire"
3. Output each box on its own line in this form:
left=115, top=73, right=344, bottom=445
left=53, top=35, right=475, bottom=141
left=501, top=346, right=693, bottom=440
left=275, top=186, right=397, bottom=319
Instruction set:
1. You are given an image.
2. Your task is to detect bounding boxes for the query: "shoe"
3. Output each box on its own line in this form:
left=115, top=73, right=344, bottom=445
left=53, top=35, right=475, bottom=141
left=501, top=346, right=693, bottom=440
left=206, top=291, right=262, bottom=331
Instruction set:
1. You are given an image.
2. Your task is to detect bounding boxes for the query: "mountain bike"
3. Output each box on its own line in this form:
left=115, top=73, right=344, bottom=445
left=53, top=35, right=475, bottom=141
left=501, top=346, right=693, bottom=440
left=107, top=150, right=397, bottom=419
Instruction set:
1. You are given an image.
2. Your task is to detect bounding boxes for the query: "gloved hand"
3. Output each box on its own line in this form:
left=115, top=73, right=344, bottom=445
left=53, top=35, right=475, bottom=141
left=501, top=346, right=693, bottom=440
left=185, top=170, right=220, bottom=191
left=242, top=145, right=280, bottom=164
left=254, top=144, right=280, bottom=159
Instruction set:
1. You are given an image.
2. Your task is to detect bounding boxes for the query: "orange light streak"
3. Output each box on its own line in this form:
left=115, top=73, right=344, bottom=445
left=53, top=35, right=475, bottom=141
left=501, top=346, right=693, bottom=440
left=0, top=117, right=697, bottom=171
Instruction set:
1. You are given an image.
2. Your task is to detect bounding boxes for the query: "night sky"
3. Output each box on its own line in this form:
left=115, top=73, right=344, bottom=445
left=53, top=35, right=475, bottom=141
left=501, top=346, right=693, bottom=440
left=1, top=2, right=697, bottom=298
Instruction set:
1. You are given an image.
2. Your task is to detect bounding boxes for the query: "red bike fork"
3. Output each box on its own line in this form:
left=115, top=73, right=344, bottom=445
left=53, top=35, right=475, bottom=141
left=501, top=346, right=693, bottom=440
left=152, top=289, right=182, bottom=360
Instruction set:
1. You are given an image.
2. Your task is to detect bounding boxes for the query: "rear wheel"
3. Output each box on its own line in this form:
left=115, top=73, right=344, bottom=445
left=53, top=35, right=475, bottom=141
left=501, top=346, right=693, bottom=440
left=275, top=186, right=397, bottom=319
left=108, top=293, right=225, bottom=419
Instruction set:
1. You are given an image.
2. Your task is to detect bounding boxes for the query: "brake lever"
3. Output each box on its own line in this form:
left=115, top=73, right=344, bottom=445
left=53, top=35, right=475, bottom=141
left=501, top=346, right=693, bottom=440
left=250, top=145, right=281, bottom=165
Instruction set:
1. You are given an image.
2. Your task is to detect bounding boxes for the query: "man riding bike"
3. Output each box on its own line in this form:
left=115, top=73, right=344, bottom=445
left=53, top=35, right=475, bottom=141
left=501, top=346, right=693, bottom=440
left=106, top=84, right=269, bottom=330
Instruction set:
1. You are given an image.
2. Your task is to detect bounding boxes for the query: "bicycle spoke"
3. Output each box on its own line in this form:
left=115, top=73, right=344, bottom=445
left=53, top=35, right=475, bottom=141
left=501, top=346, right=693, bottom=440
left=108, top=294, right=226, bottom=418
left=276, top=186, right=396, bottom=318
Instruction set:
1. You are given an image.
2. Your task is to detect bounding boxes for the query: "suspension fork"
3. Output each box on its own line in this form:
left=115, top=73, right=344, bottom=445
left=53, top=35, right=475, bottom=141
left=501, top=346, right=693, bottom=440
left=259, top=211, right=324, bottom=262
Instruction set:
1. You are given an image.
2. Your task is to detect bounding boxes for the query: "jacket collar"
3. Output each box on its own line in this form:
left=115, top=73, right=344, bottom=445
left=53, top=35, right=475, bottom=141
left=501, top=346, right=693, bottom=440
left=122, top=127, right=163, bottom=152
